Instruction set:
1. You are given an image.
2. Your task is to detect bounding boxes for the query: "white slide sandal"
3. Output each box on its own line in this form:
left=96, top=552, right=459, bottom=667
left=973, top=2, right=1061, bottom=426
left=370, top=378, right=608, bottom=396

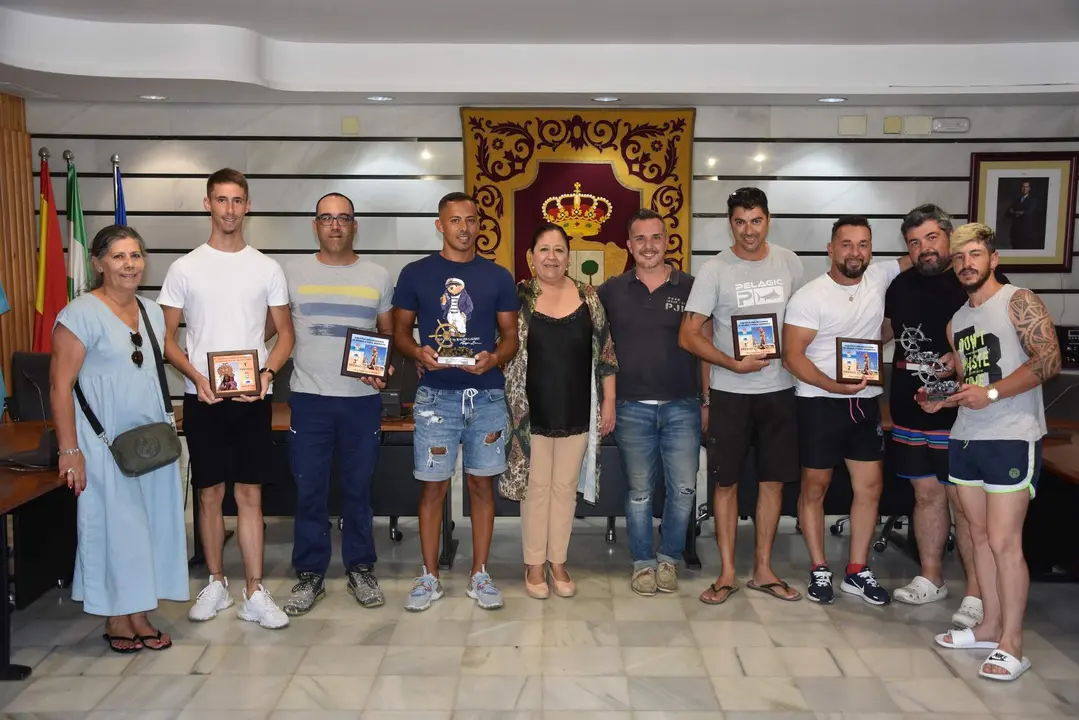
left=934, top=627, right=999, bottom=650
left=979, top=649, right=1032, bottom=681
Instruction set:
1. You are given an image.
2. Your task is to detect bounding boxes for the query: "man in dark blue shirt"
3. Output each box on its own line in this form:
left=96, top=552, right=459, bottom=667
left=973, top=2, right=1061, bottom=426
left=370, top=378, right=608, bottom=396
left=392, top=192, right=519, bottom=612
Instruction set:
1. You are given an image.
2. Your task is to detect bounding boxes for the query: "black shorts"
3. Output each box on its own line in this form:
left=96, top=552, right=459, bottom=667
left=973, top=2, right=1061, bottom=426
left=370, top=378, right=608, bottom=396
left=707, top=388, right=800, bottom=487
left=889, top=424, right=950, bottom=484
left=796, top=396, right=884, bottom=470
left=183, top=393, right=273, bottom=489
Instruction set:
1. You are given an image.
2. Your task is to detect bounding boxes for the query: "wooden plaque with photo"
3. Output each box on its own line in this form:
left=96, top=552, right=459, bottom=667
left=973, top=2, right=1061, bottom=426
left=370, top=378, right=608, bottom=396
left=835, top=338, right=883, bottom=387
left=341, top=328, right=394, bottom=381
left=208, top=349, right=261, bottom=398
left=731, top=313, right=781, bottom=361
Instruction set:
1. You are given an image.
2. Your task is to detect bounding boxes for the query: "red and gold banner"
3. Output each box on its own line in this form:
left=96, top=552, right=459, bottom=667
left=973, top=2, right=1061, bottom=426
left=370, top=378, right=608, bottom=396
left=461, top=108, right=695, bottom=285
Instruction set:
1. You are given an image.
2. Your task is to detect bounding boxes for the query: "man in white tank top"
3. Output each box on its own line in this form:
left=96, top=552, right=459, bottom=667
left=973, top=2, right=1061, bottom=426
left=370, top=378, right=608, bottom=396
left=921, top=223, right=1060, bottom=682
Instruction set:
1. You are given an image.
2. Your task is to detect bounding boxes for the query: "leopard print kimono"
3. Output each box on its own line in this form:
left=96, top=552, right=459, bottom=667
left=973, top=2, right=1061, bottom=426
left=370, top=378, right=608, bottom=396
left=500, top=277, right=618, bottom=503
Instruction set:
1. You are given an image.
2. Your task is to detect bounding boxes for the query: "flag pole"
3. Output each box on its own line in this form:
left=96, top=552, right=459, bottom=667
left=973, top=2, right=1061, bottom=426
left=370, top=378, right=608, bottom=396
left=63, top=149, right=74, bottom=166
left=111, top=153, right=120, bottom=218
left=39, top=146, right=49, bottom=162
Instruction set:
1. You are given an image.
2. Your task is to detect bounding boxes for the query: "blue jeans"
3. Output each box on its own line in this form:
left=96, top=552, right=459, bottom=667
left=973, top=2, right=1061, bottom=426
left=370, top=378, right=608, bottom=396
left=288, top=392, right=382, bottom=574
left=614, top=399, right=701, bottom=571
left=412, top=386, right=508, bottom=481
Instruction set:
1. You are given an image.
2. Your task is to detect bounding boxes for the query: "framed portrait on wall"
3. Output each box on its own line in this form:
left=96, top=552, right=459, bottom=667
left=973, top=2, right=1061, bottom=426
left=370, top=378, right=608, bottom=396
left=968, top=152, right=1079, bottom=272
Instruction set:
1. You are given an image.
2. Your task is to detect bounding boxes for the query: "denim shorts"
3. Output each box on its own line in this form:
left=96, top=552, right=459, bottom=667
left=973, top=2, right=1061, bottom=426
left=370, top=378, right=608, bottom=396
left=412, top=386, right=509, bottom=482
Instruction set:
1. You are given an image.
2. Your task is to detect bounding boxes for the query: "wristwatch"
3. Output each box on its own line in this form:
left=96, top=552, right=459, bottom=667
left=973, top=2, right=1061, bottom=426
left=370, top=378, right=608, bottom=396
left=986, top=387, right=1000, bottom=403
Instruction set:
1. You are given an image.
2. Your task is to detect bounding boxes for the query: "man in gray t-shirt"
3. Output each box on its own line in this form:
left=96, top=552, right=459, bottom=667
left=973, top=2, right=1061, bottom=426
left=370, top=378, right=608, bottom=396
left=679, top=187, right=804, bottom=604
left=277, top=192, right=395, bottom=616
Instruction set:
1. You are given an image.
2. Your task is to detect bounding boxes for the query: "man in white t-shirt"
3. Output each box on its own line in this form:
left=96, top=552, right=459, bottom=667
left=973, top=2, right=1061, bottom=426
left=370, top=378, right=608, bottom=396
left=782, top=216, right=910, bottom=606
left=159, top=168, right=294, bottom=630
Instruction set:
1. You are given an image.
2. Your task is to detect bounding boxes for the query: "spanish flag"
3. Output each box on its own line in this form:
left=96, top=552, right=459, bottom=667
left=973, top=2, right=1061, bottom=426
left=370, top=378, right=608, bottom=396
left=33, top=157, right=68, bottom=352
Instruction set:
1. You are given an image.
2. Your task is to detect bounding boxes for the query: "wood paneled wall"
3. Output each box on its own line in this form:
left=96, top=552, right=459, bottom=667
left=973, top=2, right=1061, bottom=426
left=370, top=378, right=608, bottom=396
left=0, top=93, right=36, bottom=403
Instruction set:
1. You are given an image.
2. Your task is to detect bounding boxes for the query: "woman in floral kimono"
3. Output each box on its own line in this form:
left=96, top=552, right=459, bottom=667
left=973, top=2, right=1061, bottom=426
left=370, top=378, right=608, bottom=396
left=501, top=223, right=618, bottom=599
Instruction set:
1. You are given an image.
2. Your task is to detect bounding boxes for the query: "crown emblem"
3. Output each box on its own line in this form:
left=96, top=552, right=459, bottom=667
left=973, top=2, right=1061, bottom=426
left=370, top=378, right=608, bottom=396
left=542, top=182, right=612, bottom=238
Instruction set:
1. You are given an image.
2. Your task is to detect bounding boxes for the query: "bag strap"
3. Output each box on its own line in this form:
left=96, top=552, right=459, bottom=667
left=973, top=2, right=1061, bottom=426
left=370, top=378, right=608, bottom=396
left=74, top=298, right=174, bottom=444
left=136, top=298, right=174, bottom=421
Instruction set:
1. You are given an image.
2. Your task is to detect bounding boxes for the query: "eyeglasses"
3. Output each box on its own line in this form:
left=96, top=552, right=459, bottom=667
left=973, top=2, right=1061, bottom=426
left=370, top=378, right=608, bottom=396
left=316, top=214, right=355, bottom=226
left=130, top=331, right=144, bottom=368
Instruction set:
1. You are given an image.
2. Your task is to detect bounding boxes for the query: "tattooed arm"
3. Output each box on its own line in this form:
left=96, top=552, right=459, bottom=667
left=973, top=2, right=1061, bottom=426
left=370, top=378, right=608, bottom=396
left=989, top=289, right=1061, bottom=400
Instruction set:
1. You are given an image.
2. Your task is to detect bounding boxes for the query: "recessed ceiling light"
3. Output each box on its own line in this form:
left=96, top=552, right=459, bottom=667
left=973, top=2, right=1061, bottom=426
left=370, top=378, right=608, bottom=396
left=421, top=148, right=432, bottom=160
left=366, top=95, right=394, bottom=102
left=707, top=157, right=717, bottom=167
left=817, top=97, right=847, bottom=103
left=592, top=96, right=620, bottom=103
left=753, top=154, right=767, bottom=163
left=139, top=94, right=167, bottom=101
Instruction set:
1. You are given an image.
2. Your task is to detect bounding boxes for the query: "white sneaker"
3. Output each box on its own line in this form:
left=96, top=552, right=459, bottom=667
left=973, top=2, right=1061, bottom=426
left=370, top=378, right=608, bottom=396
left=893, top=575, right=948, bottom=605
left=237, top=584, right=290, bottom=629
left=952, top=595, right=984, bottom=629
left=188, top=575, right=235, bottom=621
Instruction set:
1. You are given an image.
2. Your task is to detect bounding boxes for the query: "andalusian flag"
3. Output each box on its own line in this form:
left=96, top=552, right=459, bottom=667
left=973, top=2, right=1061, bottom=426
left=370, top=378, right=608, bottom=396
left=66, top=161, right=91, bottom=300
left=33, top=158, right=68, bottom=353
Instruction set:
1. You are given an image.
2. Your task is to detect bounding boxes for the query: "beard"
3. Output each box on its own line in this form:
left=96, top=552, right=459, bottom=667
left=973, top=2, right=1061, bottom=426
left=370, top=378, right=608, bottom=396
left=958, top=266, right=992, bottom=293
left=915, top=251, right=951, bottom=276
left=836, top=259, right=867, bottom=279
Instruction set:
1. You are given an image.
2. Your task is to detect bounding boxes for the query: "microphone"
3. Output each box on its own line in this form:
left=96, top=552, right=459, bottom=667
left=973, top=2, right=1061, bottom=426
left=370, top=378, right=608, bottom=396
left=15, top=369, right=58, bottom=467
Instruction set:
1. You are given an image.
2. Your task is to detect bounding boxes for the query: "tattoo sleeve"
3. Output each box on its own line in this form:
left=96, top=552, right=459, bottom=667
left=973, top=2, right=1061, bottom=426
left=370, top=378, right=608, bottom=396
left=1009, top=289, right=1062, bottom=382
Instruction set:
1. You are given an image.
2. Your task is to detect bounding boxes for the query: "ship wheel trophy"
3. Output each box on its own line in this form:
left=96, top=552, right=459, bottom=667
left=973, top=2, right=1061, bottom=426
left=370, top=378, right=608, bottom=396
left=901, top=325, right=960, bottom=403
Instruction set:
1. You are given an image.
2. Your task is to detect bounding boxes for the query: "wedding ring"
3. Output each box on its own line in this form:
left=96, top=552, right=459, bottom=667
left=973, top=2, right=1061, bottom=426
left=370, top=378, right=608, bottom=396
left=66, top=468, right=74, bottom=476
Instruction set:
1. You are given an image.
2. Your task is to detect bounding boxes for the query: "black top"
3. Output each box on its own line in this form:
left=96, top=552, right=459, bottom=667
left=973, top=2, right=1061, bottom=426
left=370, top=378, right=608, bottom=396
left=885, top=267, right=1008, bottom=431
left=597, top=266, right=700, bottom=402
left=526, top=303, right=593, bottom=437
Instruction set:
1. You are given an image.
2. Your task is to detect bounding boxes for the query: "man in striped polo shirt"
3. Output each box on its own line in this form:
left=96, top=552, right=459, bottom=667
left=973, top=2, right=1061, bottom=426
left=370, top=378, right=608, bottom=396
left=278, top=192, right=395, bottom=615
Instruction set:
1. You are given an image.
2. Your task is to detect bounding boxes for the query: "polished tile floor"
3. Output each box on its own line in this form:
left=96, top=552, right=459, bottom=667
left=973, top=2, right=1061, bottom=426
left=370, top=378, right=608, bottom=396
left=4, top=512, right=1079, bottom=719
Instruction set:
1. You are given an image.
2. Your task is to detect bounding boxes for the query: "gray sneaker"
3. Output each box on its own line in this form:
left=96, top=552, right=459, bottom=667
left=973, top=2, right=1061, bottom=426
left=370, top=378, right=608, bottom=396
left=282, top=572, right=325, bottom=616
left=632, top=567, right=658, bottom=596
left=466, top=565, right=504, bottom=610
left=347, top=565, right=385, bottom=608
left=404, top=567, right=444, bottom=612
left=657, top=561, right=678, bottom=593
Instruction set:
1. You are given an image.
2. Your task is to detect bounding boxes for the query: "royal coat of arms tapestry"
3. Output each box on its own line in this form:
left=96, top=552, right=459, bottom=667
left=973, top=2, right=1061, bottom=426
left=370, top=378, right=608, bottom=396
left=460, top=108, right=695, bottom=285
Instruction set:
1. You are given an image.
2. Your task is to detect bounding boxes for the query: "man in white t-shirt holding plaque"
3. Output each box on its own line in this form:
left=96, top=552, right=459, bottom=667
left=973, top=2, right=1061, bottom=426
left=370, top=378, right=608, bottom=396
left=159, top=168, right=294, bottom=630
left=782, top=216, right=910, bottom=606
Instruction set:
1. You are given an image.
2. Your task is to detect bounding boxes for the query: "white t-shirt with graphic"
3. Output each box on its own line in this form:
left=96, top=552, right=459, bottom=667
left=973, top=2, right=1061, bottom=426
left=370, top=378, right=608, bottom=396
left=684, top=244, right=804, bottom=394
left=783, top=259, right=902, bottom=399
left=158, top=243, right=289, bottom=395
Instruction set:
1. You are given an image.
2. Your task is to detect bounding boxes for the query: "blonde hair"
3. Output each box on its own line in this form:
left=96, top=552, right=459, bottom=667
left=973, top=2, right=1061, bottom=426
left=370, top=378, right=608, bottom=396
left=949, top=222, right=996, bottom=254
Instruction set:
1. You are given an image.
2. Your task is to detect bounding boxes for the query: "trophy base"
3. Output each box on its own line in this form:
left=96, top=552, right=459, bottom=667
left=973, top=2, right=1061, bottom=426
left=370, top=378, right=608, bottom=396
left=436, top=356, right=476, bottom=367
left=916, top=389, right=956, bottom=403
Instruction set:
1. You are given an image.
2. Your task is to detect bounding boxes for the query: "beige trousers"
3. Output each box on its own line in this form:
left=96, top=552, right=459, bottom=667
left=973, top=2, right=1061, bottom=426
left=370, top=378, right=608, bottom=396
left=520, top=432, right=589, bottom=565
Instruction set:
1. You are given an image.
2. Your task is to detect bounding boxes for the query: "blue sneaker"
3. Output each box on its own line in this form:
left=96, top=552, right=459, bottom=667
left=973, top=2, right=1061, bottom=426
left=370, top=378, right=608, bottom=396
left=467, top=565, right=504, bottom=610
left=404, top=567, right=444, bottom=612
left=807, top=565, right=834, bottom=604
left=841, top=566, right=891, bottom=605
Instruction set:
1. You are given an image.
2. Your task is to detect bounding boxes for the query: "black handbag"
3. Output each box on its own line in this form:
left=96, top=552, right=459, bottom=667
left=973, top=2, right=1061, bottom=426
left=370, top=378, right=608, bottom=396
left=74, top=298, right=183, bottom=477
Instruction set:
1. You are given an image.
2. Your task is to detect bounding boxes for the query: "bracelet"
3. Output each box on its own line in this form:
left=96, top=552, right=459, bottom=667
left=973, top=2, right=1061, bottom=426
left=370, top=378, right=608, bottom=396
left=260, top=367, right=276, bottom=379
left=59, top=447, right=81, bottom=456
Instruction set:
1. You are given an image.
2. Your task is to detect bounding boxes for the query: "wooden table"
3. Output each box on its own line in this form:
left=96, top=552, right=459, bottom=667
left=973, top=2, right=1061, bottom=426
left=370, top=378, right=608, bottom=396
left=0, top=421, right=66, bottom=682
left=174, top=402, right=415, bottom=433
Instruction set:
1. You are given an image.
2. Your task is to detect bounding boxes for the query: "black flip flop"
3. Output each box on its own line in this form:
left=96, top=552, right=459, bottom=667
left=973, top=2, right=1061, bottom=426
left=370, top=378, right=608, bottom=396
left=102, top=633, right=142, bottom=654
left=136, top=630, right=173, bottom=651
left=699, top=582, right=739, bottom=605
left=746, top=580, right=802, bottom=602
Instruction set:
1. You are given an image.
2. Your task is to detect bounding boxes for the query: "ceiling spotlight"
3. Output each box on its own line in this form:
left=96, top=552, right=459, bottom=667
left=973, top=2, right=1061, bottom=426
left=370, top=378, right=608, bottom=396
left=366, top=95, right=394, bottom=102
left=139, top=95, right=168, bottom=101
left=707, top=157, right=717, bottom=167
left=421, top=148, right=432, bottom=160
left=753, top=154, right=767, bottom=163
left=592, top=96, right=620, bottom=103
left=817, top=97, right=847, bottom=103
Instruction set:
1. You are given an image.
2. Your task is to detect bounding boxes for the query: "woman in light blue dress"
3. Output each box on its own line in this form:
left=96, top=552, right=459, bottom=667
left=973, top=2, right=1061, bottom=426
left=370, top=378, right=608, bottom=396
left=49, top=225, right=189, bottom=653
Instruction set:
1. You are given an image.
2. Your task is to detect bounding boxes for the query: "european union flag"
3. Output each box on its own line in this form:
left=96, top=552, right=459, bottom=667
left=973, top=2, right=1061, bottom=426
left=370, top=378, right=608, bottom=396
left=114, top=163, right=127, bottom=225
